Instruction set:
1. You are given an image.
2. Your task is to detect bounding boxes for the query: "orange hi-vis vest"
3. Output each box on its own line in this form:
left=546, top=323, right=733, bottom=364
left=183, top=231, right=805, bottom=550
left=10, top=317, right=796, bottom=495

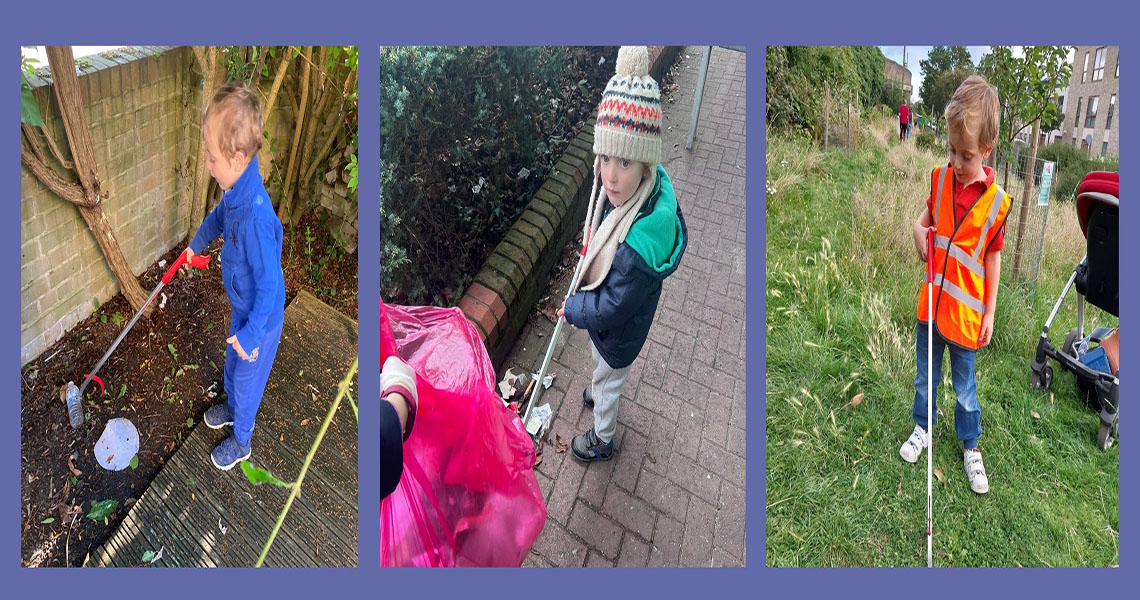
left=917, top=165, right=1011, bottom=350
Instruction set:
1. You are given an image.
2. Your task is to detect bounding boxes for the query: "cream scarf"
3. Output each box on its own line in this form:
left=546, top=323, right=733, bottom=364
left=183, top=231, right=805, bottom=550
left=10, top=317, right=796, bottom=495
left=570, top=157, right=657, bottom=293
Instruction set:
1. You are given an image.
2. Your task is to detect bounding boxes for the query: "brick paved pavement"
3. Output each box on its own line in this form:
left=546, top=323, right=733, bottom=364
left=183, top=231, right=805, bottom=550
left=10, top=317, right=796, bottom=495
left=507, top=47, right=747, bottom=567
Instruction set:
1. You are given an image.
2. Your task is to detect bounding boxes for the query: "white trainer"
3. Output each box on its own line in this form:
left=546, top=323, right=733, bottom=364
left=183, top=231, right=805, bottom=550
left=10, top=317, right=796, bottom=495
left=899, top=424, right=927, bottom=463
left=964, top=448, right=989, bottom=494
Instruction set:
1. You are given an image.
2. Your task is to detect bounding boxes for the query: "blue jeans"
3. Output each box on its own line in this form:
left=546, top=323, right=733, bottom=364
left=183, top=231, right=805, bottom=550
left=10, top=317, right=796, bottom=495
left=225, top=316, right=284, bottom=445
left=913, top=323, right=982, bottom=449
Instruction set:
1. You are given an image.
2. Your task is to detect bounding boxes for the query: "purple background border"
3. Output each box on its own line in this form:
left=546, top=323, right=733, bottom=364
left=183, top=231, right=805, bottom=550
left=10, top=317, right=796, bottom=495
left=2, top=0, right=1132, bottom=598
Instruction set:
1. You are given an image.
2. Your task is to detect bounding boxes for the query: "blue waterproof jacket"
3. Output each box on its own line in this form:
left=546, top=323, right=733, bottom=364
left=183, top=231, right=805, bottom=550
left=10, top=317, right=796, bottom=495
left=563, top=165, right=687, bottom=369
left=189, top=156, right=286, bottom=355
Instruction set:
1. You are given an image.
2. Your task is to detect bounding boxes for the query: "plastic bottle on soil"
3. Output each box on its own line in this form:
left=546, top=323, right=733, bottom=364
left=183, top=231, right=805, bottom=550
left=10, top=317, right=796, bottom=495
left=65, top=381, right=83, bottom=428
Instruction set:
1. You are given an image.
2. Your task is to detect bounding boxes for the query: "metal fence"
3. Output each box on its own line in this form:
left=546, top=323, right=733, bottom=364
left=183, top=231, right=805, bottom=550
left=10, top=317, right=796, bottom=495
left=993, top=151, right=1056, bottom=299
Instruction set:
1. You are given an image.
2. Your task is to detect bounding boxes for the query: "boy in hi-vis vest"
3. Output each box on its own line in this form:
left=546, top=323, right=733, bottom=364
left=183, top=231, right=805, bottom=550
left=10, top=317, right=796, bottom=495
left=899, top=75, right=1010, bottom=495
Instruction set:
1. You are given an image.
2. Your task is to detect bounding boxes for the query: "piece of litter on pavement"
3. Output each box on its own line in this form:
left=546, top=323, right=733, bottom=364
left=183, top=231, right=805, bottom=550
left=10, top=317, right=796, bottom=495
left=526, top=403, right=552, bottom=437
left=498, top=368, right=522, bottom=402
left=159, top=292, right=168, bottom=309
left=158, top=259, right=167, bottom=268
left=530, top=372, right=555, bottom=389
left=218, top=518, right=227, bottom=536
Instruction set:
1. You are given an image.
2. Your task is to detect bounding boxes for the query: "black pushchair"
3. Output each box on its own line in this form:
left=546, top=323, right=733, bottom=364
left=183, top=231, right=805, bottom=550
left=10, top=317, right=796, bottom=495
left=1030, top=171, right=1119, bottom=449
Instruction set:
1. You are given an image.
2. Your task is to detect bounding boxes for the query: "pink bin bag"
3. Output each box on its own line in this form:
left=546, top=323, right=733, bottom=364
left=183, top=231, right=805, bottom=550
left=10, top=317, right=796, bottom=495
left=380, top=300, right=546, bottom=567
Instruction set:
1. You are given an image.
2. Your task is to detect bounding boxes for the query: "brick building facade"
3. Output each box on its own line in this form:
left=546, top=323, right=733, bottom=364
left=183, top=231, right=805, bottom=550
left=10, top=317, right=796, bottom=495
left=1060, top=46, right=1119, bottom=158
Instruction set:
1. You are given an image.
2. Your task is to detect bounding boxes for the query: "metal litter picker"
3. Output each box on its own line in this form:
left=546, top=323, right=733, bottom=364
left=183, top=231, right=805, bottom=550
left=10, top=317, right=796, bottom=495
left=65, top=251, right=210, bottom=427
left=926, top=228, right=934, bottom=568
left=522, top=237, right=589, bottom=429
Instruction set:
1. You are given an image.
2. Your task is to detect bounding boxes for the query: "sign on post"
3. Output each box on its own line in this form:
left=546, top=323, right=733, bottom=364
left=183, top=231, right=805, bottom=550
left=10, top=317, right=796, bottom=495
left=1038, top=161, right=1055, bottom=206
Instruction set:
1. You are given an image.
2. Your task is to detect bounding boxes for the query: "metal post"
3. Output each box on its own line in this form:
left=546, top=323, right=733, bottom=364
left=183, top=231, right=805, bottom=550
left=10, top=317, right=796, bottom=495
left=686, top=47, right=712, bottom=150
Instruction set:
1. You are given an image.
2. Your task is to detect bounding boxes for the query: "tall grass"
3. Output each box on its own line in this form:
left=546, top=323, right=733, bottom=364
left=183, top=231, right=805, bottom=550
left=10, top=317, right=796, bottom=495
left=765, top=115, right=1118, bottom=567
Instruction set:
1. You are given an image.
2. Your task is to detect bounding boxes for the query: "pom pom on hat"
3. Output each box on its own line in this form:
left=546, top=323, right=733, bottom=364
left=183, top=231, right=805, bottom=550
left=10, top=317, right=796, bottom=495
left=615, top=46, right=649, bottom=77
left=593, top=46, right=662, bottom=166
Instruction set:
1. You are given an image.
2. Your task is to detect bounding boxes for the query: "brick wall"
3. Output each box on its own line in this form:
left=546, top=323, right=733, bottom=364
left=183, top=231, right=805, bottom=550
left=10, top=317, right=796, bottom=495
left=20, top=47, right=298, bottom=364
left=458, top=46, right=681, bottom=367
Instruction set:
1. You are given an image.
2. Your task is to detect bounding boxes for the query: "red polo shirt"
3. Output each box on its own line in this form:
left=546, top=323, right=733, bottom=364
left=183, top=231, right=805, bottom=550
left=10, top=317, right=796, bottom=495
left=926, top=165, right=1005, bottom=252
left=899, top=103, right=910, bottom=124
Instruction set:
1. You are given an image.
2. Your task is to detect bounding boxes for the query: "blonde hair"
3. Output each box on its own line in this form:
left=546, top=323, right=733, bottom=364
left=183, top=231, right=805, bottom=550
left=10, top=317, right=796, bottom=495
left=944, top=74, right=1000, bottom=150
left=203, top=81, right=263, bottom=160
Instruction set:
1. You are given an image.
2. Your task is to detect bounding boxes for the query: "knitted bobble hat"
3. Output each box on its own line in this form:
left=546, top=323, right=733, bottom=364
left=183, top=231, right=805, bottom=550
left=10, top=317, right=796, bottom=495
left=593, top=46, right=662, bottom=166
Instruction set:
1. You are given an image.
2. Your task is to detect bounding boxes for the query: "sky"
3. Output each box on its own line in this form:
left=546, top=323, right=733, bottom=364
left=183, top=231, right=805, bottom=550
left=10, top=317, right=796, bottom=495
left=21, top=46, right=124, bottom=68
left=878, top=46, right=1077, bottom=104
left=879, top=46, right=991, bottom=103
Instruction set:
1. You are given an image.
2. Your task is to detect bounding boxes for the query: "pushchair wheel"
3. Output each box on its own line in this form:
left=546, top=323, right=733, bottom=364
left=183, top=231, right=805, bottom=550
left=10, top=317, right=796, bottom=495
left=1096, top=420, right=1118, bottom=450
left=1062, top=328, right=1081, bottom=358
left=1030, top=365, right=1054, bottom=390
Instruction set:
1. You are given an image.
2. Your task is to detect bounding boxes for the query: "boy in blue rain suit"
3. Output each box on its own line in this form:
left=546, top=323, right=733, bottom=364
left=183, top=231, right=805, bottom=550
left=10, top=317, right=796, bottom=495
left=182, top=82, right=286, bottom=471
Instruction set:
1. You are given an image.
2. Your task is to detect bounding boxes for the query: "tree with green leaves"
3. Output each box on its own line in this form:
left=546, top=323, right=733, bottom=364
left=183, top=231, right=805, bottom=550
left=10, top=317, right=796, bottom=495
left=978, top=45, right=1072, bottom=281
left=919, top=46, right=974, bottom=117
left=979, top=46, right=1071, bottom=171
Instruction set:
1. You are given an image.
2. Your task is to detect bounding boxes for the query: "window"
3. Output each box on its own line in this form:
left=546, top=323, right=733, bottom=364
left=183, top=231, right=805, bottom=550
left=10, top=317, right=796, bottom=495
left=1083, top=51, right=1089, bottom=82
left=1106, top=94, right=1116, bottom=129
left=1093, top=47, right=1107, bottom=80
left=1085, top=96, right=1099, bottom=128
left=1075, top=97, right=1083, bottom=126
left=1102, top=142, right=1108, bottom=157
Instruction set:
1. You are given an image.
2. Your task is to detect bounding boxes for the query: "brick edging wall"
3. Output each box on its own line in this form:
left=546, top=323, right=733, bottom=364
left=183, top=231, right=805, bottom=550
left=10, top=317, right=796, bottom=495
left=459, top=46, right=682, bottom=367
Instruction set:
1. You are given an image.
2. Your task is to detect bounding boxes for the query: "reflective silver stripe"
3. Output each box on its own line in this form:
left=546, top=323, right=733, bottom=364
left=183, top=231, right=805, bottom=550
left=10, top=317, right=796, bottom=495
left=935, top=235, right=984, bottom=277
left=949, top=243, right=985, bottom=277
left=975, top=188, right=1007, bottom=260
left=933, top=274, right=986, bottom=314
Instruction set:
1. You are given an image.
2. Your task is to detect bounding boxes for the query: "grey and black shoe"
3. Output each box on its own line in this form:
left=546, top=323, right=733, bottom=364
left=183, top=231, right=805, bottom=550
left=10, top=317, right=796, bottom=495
left=583, top=387, right=594, bottom=408
left=203, top=404, right=234, bottom=429
left=571, top=427, right=613, bottom=462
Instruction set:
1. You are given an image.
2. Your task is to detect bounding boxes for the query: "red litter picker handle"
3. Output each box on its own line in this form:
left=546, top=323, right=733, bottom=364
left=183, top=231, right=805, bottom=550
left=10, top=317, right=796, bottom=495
left=926, top=228, right=935, bottom=283
left=162, top=251, right=211, bottom=284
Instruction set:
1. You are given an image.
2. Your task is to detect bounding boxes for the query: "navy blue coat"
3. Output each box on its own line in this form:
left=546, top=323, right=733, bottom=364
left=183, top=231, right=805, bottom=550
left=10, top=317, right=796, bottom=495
left=564, top=166, right=687, bottom=369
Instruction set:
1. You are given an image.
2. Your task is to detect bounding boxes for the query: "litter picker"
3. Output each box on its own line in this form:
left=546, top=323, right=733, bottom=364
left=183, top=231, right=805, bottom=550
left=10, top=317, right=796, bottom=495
left=926, top=227, right=934, bottom=568
left=522, top=236, right=589, bottom=428
left=65, top=251, right=210, bottom=427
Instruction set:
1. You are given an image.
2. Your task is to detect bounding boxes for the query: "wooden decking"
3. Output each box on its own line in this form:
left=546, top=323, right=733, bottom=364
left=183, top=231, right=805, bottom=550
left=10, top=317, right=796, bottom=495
left=89, top=291, right=358, bottom=567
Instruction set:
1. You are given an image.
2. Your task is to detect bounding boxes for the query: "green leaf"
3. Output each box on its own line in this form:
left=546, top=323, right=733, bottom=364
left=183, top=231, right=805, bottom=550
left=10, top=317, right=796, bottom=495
left=167, top=344, right=178, bottom=360
left=93, top=297, right=100, bottom=310
left=186, top=417, right=194, bottom=428
left=206, top=321, right=215, bottom=331
left=209, top=360, right=217, bottom=369
left=118, top=384, right=127, bottom=399
left=347, top=391, right=358, bottom=423
left=129, top=455, right=139, bottom=470
left=110, top=312, right=125, bottom=327
left=239, top=461, right=293, bottom=488
left=100, top=313, right=107, bottom=323
left=41, top=518, right=55, bottom=524
left=70, top=476, right=78, bottom=487
left=87, top=499, right=119, bottom=521
left=21, top=76, right=43, bottom=126
left=140, top=550, right=156, bottom=563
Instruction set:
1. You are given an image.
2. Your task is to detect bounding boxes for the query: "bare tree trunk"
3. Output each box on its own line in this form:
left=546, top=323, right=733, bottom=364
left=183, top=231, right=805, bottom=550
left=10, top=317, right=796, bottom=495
left=262, top=48, right=293, bottom=126
left=188, top=47, right=226, bottom=239
left=1011, top=118, right=1041, bottom=282
left=279, top=46, right=311, bottom=222
left=43, top=47, right=149, bottom=313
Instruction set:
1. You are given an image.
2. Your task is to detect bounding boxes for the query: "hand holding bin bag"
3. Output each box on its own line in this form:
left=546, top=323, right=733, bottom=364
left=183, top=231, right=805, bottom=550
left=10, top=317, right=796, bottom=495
left=380, top=299, right=546, bottom=567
